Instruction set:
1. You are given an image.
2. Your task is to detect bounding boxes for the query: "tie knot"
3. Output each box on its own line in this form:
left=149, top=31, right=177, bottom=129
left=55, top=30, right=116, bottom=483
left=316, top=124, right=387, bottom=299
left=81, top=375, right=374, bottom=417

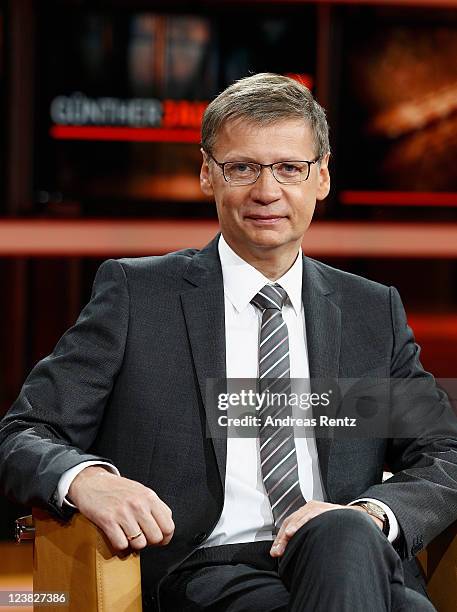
left=251, top=284, right=288, bottom=312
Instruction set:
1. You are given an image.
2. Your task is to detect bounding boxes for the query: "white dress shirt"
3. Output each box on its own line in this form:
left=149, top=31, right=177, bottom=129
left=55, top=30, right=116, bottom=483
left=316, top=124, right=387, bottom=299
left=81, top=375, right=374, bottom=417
left=203, top=236, right=326, bottom=546
left=57, top=235, right=398, bottom=543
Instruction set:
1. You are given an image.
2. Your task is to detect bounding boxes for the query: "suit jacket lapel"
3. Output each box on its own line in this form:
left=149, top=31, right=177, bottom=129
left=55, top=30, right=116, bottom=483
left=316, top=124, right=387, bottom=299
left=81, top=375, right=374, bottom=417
left=302, top=256, right=341, bottom=495
left=302, top=256, right=341, bottom=381
left=180, top=235, right=227, bottom=487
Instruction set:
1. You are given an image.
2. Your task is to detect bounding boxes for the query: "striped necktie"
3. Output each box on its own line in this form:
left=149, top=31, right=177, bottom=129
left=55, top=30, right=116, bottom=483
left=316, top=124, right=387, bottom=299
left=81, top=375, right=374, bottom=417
left=251, top=284, right=306, bottom=529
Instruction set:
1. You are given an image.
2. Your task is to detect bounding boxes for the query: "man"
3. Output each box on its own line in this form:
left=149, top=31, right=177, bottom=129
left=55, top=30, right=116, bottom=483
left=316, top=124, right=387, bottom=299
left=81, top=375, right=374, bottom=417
left=1, top=73, right=457, bottom=611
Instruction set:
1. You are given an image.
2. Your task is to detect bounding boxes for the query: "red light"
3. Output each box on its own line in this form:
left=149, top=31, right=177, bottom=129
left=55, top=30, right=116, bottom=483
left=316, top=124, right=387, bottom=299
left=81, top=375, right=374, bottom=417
left=49, top=126, right=201, bottom=143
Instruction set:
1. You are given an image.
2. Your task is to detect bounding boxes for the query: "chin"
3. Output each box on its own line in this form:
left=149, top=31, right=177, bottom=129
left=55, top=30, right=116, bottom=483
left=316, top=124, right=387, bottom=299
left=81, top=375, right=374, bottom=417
left=248, top=233, right=291, bottom=249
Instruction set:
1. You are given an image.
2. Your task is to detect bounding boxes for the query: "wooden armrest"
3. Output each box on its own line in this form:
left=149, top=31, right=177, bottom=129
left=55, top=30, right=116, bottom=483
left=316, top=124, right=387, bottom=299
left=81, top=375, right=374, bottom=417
left=32, top=508, right=142, bottom=611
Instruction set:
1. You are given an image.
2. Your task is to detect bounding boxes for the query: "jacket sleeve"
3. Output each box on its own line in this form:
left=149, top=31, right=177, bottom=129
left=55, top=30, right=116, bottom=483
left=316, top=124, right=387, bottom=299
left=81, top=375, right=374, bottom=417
left=359, top=286, right=457, bottom=559
left=0, top=259, right=129, bottom=519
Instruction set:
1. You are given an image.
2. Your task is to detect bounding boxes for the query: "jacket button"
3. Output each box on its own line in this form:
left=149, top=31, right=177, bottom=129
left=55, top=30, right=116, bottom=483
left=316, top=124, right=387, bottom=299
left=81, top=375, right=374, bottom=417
left=192, top=532, right=208, bottom=545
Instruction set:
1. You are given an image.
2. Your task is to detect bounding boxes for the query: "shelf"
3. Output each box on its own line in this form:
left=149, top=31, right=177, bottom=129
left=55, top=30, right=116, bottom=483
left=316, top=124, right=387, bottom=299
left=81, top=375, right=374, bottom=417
left=1, top=219, right=457, bottom=257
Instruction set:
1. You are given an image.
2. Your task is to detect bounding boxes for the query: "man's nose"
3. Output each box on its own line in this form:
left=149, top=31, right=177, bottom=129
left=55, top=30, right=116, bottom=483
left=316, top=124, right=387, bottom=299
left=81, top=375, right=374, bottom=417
left=250, top=167, right=282, bottom=204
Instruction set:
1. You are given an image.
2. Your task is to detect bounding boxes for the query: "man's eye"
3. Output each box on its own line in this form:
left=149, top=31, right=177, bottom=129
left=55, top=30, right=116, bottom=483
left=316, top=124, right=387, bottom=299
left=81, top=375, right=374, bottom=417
left=232, top=163, right=251, bottom=173
left=279, top=163, right=301, bottom=174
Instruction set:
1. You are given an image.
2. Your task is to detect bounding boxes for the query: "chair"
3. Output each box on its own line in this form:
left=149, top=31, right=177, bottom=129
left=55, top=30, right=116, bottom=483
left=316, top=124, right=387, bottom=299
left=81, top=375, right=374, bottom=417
left=16, top=509, right=457, bottom=612
left=417, top=520, right=457, bottom=612
left=17, top=508, right=142, bottom=611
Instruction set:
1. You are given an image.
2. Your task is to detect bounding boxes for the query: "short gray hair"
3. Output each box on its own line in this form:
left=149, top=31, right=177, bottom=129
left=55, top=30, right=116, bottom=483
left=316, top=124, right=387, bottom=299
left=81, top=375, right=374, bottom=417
left=201, top=73, right=330, bottom=159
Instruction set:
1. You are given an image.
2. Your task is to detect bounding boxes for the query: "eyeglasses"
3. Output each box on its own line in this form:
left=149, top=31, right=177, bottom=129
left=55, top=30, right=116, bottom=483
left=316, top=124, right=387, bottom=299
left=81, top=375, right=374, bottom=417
left=205, top=151, right=320, bottom=185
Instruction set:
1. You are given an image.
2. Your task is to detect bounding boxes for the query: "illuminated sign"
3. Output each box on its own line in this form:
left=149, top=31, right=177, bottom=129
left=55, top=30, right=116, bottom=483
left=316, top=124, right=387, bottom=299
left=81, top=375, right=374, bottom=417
left=49, top=93, right=207, bottom=143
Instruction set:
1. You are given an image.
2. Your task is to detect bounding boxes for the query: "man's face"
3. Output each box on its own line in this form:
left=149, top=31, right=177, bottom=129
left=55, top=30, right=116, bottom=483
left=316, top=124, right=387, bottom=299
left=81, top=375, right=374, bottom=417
left=200, top=118, right=330, bottom=261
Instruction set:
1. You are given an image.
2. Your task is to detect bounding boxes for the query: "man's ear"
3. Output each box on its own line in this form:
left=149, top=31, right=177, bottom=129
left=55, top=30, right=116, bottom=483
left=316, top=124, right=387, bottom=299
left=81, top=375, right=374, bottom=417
left=316, top=153, right=331, bottom=201
left=200, top=148, right=214, bottom=197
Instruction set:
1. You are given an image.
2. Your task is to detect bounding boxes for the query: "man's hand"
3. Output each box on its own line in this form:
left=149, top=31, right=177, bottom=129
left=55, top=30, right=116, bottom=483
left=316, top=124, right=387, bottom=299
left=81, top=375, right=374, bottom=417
left=270, top=500, right=383, bottom=557
left=68, top=466, right=174, bottom=553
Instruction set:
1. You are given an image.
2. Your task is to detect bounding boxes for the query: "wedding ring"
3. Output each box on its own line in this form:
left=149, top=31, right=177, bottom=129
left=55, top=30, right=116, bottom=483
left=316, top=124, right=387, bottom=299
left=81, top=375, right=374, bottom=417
left=127, top=530, right=143, bottom=541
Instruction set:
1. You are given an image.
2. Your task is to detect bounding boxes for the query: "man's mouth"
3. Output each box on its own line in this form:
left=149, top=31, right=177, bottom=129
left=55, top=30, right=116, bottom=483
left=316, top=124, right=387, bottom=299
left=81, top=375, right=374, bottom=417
left=245, top=214, right=287, bottom=225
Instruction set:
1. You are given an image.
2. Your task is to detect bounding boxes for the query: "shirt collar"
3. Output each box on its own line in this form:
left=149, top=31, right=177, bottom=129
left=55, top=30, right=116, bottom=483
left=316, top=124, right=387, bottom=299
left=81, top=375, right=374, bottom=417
left=218, top=235, right=303, bottom=316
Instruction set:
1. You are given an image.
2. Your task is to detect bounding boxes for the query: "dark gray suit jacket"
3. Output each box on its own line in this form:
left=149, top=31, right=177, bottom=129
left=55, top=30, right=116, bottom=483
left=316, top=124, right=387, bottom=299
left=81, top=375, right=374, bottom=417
left=1, top=235, right=457, bottom=597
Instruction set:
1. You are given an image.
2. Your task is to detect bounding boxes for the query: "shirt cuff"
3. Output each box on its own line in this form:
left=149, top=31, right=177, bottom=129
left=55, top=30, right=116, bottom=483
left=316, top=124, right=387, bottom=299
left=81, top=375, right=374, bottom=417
left=348, top=498, right=399, bottom=543
left=56, top=461, right=120, bottom=509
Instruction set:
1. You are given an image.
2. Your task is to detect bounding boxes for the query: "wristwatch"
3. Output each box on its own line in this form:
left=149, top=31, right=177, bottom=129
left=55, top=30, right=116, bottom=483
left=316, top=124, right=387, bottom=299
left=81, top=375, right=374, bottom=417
left=354, top=501, right=390, bottom=536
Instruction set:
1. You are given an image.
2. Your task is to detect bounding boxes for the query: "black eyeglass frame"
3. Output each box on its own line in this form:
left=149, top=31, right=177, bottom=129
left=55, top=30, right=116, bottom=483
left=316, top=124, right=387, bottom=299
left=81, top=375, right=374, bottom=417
left=204, top=150, right=321, bottom=185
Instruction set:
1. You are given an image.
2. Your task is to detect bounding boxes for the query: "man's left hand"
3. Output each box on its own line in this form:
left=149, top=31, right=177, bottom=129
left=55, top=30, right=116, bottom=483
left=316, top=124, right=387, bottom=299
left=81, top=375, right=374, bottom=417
left=270, top=500, right=383, bottom=557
